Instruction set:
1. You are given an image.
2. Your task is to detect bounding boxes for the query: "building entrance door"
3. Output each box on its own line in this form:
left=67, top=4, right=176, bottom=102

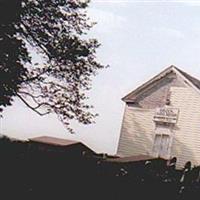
left=152, top=134, right=171, bottom=159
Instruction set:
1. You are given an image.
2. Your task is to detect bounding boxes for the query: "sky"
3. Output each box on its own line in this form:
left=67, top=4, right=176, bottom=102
left=2, top=0, right=200, bottom=154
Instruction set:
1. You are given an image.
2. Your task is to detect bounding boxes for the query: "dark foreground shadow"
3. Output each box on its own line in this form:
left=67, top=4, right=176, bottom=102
left=0, top=136, right=200, bottom=200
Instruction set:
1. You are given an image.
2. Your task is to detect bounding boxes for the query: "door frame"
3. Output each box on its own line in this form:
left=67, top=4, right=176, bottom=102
left=152, top=132, right=173, bottom=159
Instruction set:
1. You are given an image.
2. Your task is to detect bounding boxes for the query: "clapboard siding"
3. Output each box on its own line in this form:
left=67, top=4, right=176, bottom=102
left=117, top=105, right=155, bottom=157
left=118, top=86, right=200, bottom=169
left=170, top=87, right=200, bottom=168
left=118, top=66, right=200, bottom=169
left=117, top=73, right=182, bottom=157
left=138, top=73, right=185, bottom=109
left=124, top=72, right=185, bottom=109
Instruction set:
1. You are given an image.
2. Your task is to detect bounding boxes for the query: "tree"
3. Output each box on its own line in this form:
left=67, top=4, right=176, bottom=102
left=0, top=0, right=105, bottom=132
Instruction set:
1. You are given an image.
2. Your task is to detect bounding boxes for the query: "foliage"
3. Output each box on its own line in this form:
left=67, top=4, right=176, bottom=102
left=0, top=0, right=105, bottom=132
left=0, top=0, right=30, bottom=109
left=0, top=136, right=200, bottom=200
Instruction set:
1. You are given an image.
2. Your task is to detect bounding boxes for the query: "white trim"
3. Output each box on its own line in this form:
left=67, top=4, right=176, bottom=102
left=172, top=66, right=200, bottom=96
left=122, top=65, right=175, bottom=101
left=123, top=65, right=200, bottom=102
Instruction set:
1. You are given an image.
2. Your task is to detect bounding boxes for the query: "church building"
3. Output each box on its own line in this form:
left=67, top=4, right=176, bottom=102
left=117, top=65, right=200, bottom=168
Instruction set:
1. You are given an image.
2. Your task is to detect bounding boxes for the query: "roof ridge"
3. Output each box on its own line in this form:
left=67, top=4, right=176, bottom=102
left=29, top=136, right=79, bottom=146
left=173, top=67, right=200, bottom=90
left=122, top=65, right=176, bottom=101
left=122, top=65, right=200, bottom=102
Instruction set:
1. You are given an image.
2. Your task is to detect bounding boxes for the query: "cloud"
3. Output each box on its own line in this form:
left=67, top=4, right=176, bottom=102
left=177, top=0, right=200, bottom=6
left=92, top=0, right=135, bottom=3
left=88, top=8, right=127, bottom=34
left=92, top=0, right=200, bottom=4
left=153, top=27, right=185, bottom=39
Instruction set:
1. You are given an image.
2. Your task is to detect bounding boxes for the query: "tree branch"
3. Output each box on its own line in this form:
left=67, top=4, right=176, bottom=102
left=16, top=93, right=50, bottom=116
left=18, top=90, right=45, bottom=100
left=20, top=21, right=51, bottom=58
left=20, top=21, right=54, bottom=82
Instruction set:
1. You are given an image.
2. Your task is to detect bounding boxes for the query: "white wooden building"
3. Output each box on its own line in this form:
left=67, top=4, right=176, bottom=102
left=117, top=65, right=200, bottom=168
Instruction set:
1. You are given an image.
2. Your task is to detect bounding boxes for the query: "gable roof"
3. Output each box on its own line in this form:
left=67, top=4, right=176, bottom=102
left=175, top=67, right=200, bottom=90
left=29, top=136, right=79, bottom=146
left=122, top=65, right=200, bottom=102
left=105, top=155, right=155, bottom=163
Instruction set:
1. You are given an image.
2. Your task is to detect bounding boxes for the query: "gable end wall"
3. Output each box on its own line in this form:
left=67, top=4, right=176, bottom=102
left=117, top=73, right=200, bottom=168
left=137, top=73, right=186, bottom=109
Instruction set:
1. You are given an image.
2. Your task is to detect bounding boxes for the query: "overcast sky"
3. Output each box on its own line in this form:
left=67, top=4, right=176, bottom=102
left=2, top=0, right=200, bottom=154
